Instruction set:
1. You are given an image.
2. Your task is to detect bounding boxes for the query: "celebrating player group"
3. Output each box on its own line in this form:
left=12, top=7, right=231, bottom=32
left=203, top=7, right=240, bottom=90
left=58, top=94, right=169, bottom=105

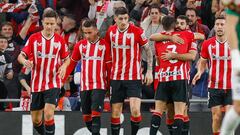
left=16, top=0, right=240, bottom=134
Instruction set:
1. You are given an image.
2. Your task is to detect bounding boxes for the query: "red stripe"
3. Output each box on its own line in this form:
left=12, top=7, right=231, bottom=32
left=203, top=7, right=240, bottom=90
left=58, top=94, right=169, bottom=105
left=83, top=114, right=92, bottom=122
left=174, top=114, right=184, bottom=121
left=183, top=116, right=190, bottom=122
left=111, top=117, right=120, bottom=125
left=166, top=118, right=174, bottom=125
left=152, top=112, right=162, bottom=117
left=44, top=119, right=54, bottom=126
left=213, top=132, right=220, bottom=135
left=130, top=115, right=142, bottom=122
left=92, top=111, right=101, bottom=117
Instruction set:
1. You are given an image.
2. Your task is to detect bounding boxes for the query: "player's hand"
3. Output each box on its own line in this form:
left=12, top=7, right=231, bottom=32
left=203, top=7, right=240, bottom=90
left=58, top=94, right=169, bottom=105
left=171, top=34, right=184, bottom=44
left=192, top=72, right=202, bottom=85
left=6, top=71, right=13, bottom=80
left=58, top=64, right=67, bottom=79
left=161, top=50, right=176, bottom=60
left=144, top=70, right=153, bottom=86
left=26, top=86, right=31, bottom=96
left=23, top=59, right=33, bottom=69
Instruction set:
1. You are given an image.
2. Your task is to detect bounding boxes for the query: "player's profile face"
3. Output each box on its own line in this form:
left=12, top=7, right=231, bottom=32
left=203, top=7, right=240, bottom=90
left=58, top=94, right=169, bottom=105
left=176, top=19, right=187, bottom=31
left=114, top=14, right=129, bottom=31
left=42, top=17, right=57, bottom=35
left=82, top=26, right=98, bottom=42
left=214, top=19, right=226, bottom=37
left=0, top=38, right=8, bottom=51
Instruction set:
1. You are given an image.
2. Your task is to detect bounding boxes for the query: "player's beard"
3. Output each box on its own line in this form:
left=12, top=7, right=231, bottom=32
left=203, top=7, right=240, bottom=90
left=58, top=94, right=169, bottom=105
left=216, top=30, right=224, bottom=37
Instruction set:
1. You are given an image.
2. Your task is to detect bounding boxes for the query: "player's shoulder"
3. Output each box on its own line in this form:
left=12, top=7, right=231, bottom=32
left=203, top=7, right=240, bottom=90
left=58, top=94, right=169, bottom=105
left=204, top=37, right=216, bottom=44
left=28, top=32, right=41, bottom=39
left=76, top=39, right=87, bottom=46
left=129, top=24, right=143, bottom=32
left=108, top=25, right=117, bottom=31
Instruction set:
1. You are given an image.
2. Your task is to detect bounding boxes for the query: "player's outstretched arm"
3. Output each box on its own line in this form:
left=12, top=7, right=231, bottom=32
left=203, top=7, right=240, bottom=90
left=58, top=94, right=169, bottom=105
left=58, top=58, right=71, bottom=79
left=150, top=33, right=184, bottom=44
left=192, top=57, right=207, bottom=85
left=142, top=44, right=153, bottom=85
left=18, top=52, right=33, bottom=69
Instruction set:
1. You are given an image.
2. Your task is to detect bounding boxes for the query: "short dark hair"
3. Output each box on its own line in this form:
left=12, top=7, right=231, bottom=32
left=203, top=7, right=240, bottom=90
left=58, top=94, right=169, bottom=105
left=177, top=15, right=190, bottom=25
left=114, top=7, right=129, bottom=16
left=0, top=22, right=14, bottom=31
left=42, top=8, right=58, bottom=19
left=0, top=35, right=8, bottom=41
left=150, top=3, right=161, bottom=13
left=82, top=19, right=97, bottom=28
left=162, top=16, right=176, bottom=31
left=215, top=15, right=226, bottom=21
left=186, top=8, right=198, bottom=16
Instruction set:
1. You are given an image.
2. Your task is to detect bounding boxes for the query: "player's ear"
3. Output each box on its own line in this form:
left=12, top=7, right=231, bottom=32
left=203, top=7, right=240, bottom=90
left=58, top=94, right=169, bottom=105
left=114, top=15, right=117, bottom=22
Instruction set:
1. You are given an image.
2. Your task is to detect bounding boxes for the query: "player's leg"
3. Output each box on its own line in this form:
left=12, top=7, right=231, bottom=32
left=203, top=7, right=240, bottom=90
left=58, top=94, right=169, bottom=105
left=182, top=105, right=190, bottom=135
left=172, top=80, right=188, bottom=135
left=125, top=80, right=143, bottom=135
left=208, top=89, right=228, bottom=135
left=91, top=89, right=106, bottom=135
left=80, top=91, right=92, bottom=132
left=166, top=103, right=174, bottom=135
left=111, top=80, right=124, bottom=135
left=31, top=92, right=45, bottom=135
left=43, top=88, right=60, bottom=135
left=150, top=82, right=169, bottom=135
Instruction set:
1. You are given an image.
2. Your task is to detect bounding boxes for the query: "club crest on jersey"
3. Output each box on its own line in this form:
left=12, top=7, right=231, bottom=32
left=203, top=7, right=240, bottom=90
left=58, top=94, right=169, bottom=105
left=37, top=42, right=42, bottom=46
left=98, top=45, right=105, bottom=50
left=53, top=42, right=60, bottom=49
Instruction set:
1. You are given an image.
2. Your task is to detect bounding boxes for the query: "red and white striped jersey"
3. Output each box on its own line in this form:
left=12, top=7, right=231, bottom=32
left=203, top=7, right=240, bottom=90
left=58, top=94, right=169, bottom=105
left=22, top=32, right=69, bottom=92
left=201, top=37, right=232, bottom=90
left=71, top=38, right=111, bottom=91
left=155, top=31, right=196, bottom=82
left=105, top=24, right=148, bottom=80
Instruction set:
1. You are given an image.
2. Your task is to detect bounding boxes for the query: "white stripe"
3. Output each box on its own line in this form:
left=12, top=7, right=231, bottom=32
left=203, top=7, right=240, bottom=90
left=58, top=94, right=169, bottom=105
left=120, top=31, right=127, bottom=80
left=208, top=45, right=213, bottom=88
left=215, top=41, right=220, bottom=89
left=45, top=37, right=55, bottom=90
left=159, top=68, right=163, bottom=82
left=52, top=41, right=61, bottom=88
left=31, top=41, right=38, bottom=92
left=85, top=41, right=91, bottom=90
left=129, top=33, right=134, bottom=80
left=92, top=42, right=99, bottom=89
left=223, top=42, right=228, bottom=89
left=113, top=31, right=119, bottom=80
left=38, top=37, right=46, bottom=92
left=180, top=64, right=184, bottom=80
left=79, top=45, right=84, bottom=91
left=100, top=44, right=105, bottom=90
left=136, top=38, right=141, bottom=80
left=173, top=66, right=177, bottom=81
left=165, top=67, right=170, bottom=82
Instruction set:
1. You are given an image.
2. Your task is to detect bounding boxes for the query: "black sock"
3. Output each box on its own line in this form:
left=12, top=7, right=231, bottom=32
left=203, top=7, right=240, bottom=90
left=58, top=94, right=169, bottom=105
left=86, top=121, right=92, bottom=132
left=182, top=120, right=190, bottom=135
left=111, top=117, right=120, bottom=135
left=92, top=116, right=101, bottom=135
left=33, top=121, right=45, bottom=135
left=172, top=119, right=184, bottom=135
left=150, top=113, right=162, bottom=135
left=45, top=119, right=55, bottom=135
left=167, top=124, right=173, bottom=135
left=131, top=116, right=142, bottom=135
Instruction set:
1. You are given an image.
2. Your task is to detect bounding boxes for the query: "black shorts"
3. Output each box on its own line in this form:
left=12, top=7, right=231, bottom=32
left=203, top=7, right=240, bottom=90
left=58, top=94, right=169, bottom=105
left=110, top=80, right=142, bottom=104
left=208, top=89, right=232, bottom=108
left=30, top=88, right=60, bottom=111
left=80, top=89, right=106, bottom=115
left=155, top=80, right=188, bottom=102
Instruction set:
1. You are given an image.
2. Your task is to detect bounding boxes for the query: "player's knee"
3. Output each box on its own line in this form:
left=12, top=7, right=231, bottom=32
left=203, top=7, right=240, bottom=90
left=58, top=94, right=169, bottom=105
left=44, top=111, right=54, bottom=121
left=112, top=109, right=121, bottom=118
left=32, top=117, right=42, bottom=125
left=130, top=106, right=140, bottom=117
left=212, top=112, right=221, bottom=123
